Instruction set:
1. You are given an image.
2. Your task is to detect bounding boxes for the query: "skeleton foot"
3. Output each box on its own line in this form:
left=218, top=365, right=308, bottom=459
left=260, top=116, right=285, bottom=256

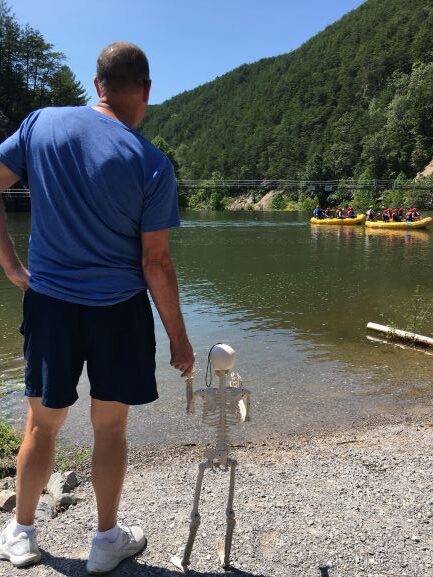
left=170, top=556, right=187, bottom=572
left=170, top=511, right=200, bottom=572
left=217, top=458, right=237, bottom=568
left=170, top=553, right=189, bottom=573
left=217, top=511, right=236, bottom=569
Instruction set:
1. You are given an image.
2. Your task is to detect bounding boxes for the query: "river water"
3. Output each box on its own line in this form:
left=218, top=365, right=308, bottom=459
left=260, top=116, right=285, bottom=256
left=1, top=210, right=433, bottom=446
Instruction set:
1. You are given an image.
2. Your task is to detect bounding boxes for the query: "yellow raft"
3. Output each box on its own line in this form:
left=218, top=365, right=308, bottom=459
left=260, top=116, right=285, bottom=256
left=365, top=217, right=433, bottom=230
left=310, top=214, right=365, bottom=225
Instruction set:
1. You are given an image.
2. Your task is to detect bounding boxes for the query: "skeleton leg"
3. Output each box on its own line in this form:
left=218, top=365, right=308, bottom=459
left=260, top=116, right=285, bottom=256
left=217, top=458, right=237, bottom=568
left=171, top=460, right=209, bottom=572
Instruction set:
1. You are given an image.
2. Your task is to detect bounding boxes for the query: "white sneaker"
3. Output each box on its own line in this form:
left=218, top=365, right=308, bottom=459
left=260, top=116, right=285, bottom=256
left=0, top=522, right=41, bottom=567
left=86, top=525, right=147, bottom=574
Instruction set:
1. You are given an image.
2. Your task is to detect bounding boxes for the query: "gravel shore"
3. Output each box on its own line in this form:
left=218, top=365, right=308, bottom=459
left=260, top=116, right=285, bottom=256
left=1, top=416, right=433, bottom=577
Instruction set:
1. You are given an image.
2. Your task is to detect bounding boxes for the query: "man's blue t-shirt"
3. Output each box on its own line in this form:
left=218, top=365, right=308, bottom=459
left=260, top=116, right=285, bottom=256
left=0, top=107, right=180, bottom=305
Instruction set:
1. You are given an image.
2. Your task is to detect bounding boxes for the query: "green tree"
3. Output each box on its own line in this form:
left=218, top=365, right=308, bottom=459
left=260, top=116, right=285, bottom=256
left=48, top=65, right=88, bottom=106
left=351, top=188, right=375, bottom=211
left=187, top=170, right=229, bottom=209
left=0, top=0, right=88, bottom=137
left=270, top=191, right=287, bottom=210
left=151, top=135, right=179, bottom=173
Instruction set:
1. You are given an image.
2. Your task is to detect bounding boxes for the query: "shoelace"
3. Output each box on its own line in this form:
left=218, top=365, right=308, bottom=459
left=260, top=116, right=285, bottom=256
left=120, top=525, right=135, bottom=543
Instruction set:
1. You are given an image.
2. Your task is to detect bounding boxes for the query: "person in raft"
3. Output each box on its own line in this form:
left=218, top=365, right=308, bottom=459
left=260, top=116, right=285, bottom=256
left=366, top=206, right=376, bottom=221
left=0, top=42, right=194, bottom=573
left=324, top=207, right=332, bottom=218
left=391, top=208, right=402, bottom=222
left=412, top=207, right=421, bottom=220
left=313, top=205, right=324, bottom=219
left=406, top=207, right=421, bottom=221
left=382, top=208, right=391, bottom=222
left=345, top=206, right=355, bottom=218
left=335, top=206, right=344, bottom=219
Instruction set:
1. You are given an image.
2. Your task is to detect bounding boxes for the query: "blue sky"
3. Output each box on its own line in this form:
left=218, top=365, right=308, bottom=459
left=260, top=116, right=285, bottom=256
left=10, top=0, right=364, bottom=105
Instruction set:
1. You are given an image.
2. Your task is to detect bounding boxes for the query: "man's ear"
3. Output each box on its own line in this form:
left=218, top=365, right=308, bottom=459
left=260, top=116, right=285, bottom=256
left=94, top=77, right=102, bottom=97
left=143, top=80, right=152, bottom=103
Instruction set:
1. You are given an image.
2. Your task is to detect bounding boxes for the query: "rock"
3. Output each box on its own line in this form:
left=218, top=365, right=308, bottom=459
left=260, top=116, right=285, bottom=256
left=253, top=190, right=275, bottom=210
left=0, top=477, right=15, bottom=491
left=0, top=490, right=16, bottom=512
left=416, top=159, right=433, bottom=180
left=64, top=471, right=80, bottom=490
left=47, top=472, right=69, bottom=500
left=35, top=495, right=57, bottom=522
left=47, top=472, right=78, bottom=508
left=57, top=493, right=78, bottom=507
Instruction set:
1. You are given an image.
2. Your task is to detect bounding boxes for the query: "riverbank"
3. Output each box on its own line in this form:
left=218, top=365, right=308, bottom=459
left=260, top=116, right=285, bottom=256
left=226, top=190, right=302, bottom=211
left=1, top=413, right=433, bottom=577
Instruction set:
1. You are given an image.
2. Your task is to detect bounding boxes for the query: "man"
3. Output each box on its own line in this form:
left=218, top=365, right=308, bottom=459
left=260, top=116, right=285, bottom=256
left=382, top=207, right=391, bottom=222
left=366, top=206, right=376, bottom=221
left=345, top=206, right=355, bottom=218
left=313, top=205, right=323, bottom=219
left=0, top=42, right=194, bottom=573
left=391, top=208, right=401, bottom=222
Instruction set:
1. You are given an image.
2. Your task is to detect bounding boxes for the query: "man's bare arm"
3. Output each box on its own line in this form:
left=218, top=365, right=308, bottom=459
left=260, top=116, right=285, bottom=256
left=0, top=162, right=30, bottom=291
left=141, top=229, right=194, bottom=377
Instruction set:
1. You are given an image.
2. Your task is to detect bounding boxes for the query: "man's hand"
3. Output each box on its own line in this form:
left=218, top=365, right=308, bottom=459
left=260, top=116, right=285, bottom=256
left=170, top=337, right=195, bottom=378
left=4, top=263, right=30, bottom=292
left=141, top=229, right=195, bottom=378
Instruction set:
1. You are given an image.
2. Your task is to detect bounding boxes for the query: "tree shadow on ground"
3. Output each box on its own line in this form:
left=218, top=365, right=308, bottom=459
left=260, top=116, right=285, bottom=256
left=40, top=549, right=271, bottom=577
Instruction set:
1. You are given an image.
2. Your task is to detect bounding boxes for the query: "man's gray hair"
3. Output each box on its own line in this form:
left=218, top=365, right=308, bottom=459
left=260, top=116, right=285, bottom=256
left=96, top=42, right=150, bottom=92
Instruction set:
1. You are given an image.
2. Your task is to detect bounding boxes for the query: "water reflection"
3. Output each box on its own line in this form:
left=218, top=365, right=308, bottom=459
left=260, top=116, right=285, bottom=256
left=364, top=227, right=431, bottom=242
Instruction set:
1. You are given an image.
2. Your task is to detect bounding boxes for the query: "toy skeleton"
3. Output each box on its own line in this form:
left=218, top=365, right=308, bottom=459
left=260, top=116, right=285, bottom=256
left=171, top=343, right=251, bottom=572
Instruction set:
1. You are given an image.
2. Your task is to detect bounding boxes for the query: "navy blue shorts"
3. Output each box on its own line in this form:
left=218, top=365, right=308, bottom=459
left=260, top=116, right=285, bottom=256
left=20, top=288, right=158, bottom=409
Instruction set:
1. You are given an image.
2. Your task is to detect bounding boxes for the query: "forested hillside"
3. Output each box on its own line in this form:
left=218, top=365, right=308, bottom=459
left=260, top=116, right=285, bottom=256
left=0, top=0, right=88, bottom=140
left=141, top=0, right=433, bottom=184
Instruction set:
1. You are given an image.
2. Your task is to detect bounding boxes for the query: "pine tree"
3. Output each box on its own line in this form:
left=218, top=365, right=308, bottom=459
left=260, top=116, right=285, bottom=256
left=0, top=0, right=88, bottom=138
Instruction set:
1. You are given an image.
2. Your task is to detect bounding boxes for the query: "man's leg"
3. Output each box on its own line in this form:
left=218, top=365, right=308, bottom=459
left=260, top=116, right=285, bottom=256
left=0, top=398, right=68, bottom=568
left=86, top=294, right=152, bottom=573
left=87, top=399, right=146, bottom=575
left=16, top=397, right=68, bottom=525
left=90, top=399, right=129, bottom=532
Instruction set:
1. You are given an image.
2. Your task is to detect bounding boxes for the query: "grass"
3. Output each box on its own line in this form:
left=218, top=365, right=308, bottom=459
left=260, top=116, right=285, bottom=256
left=0, top=375, right=92, bottom=477
left=0, top=414, right=92, bottom=479
left=0, top=418, right=22, bottom=478
left=55, top=443, right=92, bottom=475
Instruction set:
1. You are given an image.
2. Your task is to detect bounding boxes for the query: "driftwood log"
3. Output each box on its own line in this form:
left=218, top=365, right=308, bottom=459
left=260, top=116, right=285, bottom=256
left=366, top=322, right=433, bottom=348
